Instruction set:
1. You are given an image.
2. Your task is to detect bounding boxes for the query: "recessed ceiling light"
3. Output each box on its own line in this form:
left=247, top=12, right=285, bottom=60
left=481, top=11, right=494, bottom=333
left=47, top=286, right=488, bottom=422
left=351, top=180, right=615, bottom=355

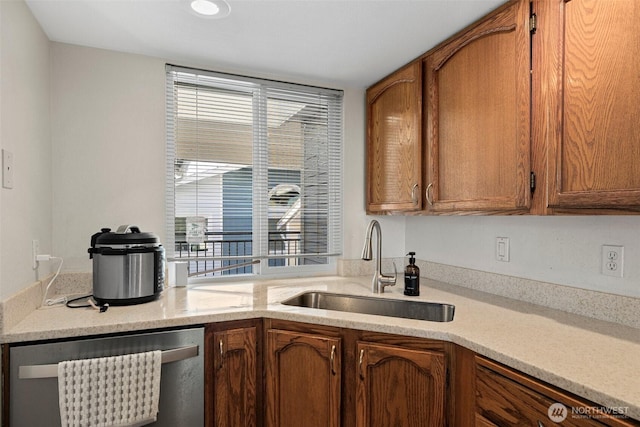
left=190, top=0, right=230, bottom=18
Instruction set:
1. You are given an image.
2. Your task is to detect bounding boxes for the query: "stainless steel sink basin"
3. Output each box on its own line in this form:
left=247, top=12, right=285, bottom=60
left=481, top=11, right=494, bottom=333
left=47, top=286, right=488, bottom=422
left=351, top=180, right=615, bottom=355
left=281, top=291, right=455, bottom=322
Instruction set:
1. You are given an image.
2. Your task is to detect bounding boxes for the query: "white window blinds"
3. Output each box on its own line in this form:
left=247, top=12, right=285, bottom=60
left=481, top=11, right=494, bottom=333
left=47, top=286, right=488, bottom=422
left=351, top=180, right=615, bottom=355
left=165, top=65, right=343, bottom=279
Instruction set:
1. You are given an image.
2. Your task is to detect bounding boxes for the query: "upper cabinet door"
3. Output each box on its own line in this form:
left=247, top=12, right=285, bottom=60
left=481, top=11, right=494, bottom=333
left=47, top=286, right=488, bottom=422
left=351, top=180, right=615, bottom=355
left=366, top=62, right=423, bottom=213
left=543, top=0, right=640, bottom=211
left=424, top=0, right=531, bottom=214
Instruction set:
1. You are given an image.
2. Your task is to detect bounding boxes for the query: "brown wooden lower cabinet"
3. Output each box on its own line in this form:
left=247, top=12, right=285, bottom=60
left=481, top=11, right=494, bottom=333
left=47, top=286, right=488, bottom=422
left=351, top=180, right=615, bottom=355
left=205, top=320, right=262, bottom=427
left=264, top=328, right=342, bottom=427
left=356, top=341, right=446, bottom=427
left=205, top=320, right=638, bottom=427
left=262, top=320, right=449, bottom=427
left=473, top=355, right=638, bottom=427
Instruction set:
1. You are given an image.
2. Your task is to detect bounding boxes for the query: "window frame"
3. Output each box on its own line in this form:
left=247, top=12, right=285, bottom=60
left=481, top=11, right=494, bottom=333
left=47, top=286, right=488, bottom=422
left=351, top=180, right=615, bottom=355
left=165, top=65, right=344, bottom=282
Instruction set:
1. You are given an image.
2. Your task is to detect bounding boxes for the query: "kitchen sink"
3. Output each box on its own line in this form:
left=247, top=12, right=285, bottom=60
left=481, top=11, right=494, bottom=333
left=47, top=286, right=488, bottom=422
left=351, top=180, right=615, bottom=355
left=281, top=291, right=455, bottom=322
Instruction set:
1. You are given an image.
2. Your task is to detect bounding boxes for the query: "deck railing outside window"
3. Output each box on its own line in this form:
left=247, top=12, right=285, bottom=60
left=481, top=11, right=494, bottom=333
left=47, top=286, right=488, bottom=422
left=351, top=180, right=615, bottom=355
left=175, top=231, right=301, bottom=276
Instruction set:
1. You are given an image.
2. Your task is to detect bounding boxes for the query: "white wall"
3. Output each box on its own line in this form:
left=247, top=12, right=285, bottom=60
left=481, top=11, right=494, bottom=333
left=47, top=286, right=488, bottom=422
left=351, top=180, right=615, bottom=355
left=0, top=0, right=52, bottom=300
left=0, top=4, right=51, bottom=417
left=406, top=215, right=640, bottom=297
left=50, top=43, right=166, bottom=271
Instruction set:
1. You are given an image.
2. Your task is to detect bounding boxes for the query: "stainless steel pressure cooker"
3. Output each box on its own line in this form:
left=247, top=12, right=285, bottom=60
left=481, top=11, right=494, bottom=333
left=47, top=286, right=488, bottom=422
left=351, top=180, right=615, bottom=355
left=88, top=225, right=165, bottom=305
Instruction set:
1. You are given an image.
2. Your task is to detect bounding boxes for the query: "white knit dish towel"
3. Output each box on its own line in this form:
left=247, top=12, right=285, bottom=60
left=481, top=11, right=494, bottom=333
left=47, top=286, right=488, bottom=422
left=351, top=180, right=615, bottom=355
left=58, top=350, right=162, bottom=427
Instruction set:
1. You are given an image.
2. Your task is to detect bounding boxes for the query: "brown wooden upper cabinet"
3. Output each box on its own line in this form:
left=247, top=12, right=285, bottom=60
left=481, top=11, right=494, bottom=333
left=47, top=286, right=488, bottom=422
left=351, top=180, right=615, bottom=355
left=366, top=62, right=423, bottom=213
left=366, top=0, right=532, bottom=215
left=538, top=0, right=640, bottom=212
left=367, top=0, right=640, bottom=215
left=424, top=0, right=532, bottom=214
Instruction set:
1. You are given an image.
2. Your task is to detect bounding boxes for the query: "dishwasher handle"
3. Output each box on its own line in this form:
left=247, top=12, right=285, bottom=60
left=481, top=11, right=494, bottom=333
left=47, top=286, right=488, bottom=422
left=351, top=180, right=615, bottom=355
left=18, top=344, right=199, bottom=380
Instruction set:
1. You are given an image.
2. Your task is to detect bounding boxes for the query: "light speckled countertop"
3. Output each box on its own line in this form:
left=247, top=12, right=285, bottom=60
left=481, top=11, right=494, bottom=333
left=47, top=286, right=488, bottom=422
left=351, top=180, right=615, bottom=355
left=3, top=275, right=639, bottom=419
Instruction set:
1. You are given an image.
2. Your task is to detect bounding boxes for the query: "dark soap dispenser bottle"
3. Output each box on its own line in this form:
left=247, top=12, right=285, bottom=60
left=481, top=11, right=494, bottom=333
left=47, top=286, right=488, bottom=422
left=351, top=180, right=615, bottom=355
left=404, top=252, right=420, bottom=296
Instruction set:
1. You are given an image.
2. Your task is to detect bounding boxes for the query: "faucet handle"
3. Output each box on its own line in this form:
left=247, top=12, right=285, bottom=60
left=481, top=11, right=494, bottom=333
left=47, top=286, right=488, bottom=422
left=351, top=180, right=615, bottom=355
left=379, top=262, right=397, bottom=291
left=390, top=261, right=398, bottom=280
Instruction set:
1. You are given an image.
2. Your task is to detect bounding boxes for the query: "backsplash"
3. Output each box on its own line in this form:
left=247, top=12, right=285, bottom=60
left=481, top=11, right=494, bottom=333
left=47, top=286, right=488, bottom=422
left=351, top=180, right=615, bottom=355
left=0, top=273, right=92, bottom=335
left=339, top=258, right=640, bottom=329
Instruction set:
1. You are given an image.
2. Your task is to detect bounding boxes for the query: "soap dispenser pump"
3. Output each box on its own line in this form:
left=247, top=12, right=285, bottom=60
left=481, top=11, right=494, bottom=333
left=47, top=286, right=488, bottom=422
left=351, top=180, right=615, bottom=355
left=404, top=252, right=420, bottom=296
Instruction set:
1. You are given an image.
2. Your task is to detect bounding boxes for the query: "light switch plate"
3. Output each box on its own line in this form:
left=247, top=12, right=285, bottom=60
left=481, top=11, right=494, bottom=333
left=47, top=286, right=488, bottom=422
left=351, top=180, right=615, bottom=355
left=2, top=149, right=14, bottom=189
left=496, top=237, right=510, bottom=262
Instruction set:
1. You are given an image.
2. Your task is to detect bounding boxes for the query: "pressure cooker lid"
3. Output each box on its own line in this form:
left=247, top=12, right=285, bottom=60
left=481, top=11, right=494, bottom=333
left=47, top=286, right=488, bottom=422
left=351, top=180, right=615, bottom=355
left=94, top=225, right=160, bottom=245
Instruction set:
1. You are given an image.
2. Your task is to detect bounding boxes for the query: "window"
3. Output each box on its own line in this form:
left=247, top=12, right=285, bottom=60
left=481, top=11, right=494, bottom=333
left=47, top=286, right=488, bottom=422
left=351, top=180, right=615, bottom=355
left=165, top=65, right=343, bottom=280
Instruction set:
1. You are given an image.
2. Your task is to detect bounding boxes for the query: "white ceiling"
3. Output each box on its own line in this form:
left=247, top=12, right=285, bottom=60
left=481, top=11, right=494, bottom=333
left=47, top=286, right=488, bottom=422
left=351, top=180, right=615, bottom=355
left=25, top=0, right=506, bottom=89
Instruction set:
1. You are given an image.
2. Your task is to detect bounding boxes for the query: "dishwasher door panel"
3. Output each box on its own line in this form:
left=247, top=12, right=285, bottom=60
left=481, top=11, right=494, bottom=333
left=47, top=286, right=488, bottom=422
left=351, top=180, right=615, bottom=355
left=9, top=327, right=204, bottom=427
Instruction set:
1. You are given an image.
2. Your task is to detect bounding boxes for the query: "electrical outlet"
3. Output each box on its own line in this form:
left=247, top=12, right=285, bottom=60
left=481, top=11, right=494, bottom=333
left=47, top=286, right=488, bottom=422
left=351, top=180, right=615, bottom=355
left=496, top=237, right=510, bottom=262
left=32, top=239, right=40, bottom=269
left=602, top=245, right=623, bottom=278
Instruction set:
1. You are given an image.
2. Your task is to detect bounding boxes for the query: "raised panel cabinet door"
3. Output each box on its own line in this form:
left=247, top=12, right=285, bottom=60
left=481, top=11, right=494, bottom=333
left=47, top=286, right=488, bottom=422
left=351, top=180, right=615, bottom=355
left=211, top=327, right=258, bottom=427
left=265, top=329, right=341, bottom=427
left=475, top=357, right=637, bottom=427
left=542, top=0, right=640, bottom=210
left=355, top=341, right=446, bottom=427
left=476, top=365, right=607, bottom=426
left=366, top=61, right=423, bottom=213
left=424, top=0, right=531, bottom=213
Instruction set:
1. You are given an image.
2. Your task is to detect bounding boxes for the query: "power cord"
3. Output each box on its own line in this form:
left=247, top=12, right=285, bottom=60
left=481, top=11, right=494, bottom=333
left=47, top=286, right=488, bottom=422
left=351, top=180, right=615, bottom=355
left=38, top=255, right=64, bottom=307
left=35, top=255, right=108, bottom=312
left=66, top=294, right=109, bottom=312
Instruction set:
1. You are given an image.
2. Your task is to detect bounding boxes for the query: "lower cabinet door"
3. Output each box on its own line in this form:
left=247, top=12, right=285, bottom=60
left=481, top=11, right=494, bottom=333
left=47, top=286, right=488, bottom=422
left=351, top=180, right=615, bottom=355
left=265, top=329, right=342, bottom=427
left=355, top=341, right=446, bottom=427
left=210, top=326, right=259, bottom=427
left=475, top=357, right=610, bottom=427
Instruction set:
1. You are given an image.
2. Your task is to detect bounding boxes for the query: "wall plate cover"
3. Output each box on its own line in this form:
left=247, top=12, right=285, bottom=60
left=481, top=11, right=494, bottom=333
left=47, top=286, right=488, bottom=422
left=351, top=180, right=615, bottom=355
left=2, top=149, right=14, bottom=189
left=496, top=237, right=510, bottom=262
left=602, top=245, right=623, bottom=278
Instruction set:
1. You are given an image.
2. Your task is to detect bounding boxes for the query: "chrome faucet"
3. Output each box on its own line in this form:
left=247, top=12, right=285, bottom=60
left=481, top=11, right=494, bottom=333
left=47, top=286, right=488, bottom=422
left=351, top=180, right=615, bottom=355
left=361, top=220, right=397, bottom=293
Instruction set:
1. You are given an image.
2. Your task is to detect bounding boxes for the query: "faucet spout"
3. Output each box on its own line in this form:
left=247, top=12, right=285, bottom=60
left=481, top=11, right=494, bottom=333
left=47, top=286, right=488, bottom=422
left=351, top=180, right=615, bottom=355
left=361, top=220, right=396, bottom=293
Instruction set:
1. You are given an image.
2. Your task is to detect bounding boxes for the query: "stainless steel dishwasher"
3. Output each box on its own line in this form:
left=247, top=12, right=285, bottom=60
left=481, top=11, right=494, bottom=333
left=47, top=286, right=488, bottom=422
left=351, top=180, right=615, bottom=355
left=8, top=327, right=204, bottom=427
